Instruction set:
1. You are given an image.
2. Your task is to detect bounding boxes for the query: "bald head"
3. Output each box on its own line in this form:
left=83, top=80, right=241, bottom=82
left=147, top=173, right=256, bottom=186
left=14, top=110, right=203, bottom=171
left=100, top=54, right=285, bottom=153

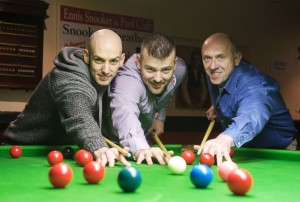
left=202, top=33, right=238, bottom=55
left=201, top=33, right=242, bottom=87
left=88, top=29, right=123, bottom=55
left=84, top=29, right=125, bottom=86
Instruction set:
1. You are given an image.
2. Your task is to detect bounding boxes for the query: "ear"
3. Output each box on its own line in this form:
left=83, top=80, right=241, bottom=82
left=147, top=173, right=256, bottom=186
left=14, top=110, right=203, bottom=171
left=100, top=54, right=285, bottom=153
left=136, top=54, right=141, bottom=70
left=120, top=53, right=126, bottom=66
left=174, top=56, right=178, bottom=70
left=83, top=49, right=89, bottom=64
left=234, top=51, right=242, bottom=66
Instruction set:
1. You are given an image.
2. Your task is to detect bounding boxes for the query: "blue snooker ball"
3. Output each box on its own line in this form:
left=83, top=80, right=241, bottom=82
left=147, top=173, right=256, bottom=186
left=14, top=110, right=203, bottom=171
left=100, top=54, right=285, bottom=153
left=118, top=167, right=142, bottom=192
left=190, top=164, right=213, bottom=188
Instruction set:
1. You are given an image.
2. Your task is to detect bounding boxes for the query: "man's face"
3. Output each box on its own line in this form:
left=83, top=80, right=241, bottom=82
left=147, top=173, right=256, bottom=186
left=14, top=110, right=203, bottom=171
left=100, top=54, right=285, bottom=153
left=86, top=45, right=125, bottom=86
left=202, top=40, right=239, bottom=87
left=137, top=49, right=176, bottom=95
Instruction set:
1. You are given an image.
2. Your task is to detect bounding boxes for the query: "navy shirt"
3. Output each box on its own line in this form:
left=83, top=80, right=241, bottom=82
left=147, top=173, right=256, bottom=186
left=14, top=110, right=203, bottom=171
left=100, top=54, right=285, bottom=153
left=207, top=61, right=296, bottom=149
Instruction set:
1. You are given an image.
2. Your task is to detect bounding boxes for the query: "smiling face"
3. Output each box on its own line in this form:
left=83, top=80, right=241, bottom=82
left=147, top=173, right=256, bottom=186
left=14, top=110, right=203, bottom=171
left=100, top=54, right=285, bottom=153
left=84, top=29, right=125, bottom=86
left=201, top=33, right=242, bottom=87
left=137, top=48, right=176, bottom=95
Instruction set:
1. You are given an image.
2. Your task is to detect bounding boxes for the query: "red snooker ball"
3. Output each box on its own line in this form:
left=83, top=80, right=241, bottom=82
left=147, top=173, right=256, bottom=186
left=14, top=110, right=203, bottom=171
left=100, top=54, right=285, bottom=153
left=218, top=160, right=238, bottom=181
left=83, top=161, right=106, bottom=184
left=229, top=148, right=235, bottom=157
left=9, top=146, right=22, bottom=158
left=47, top=150, right=63, bottom=166
left=181, top=150, right=195, bottom=164
left=49, top=163, right=73, bottom=188
left=75, top=149, right=86, bottom=160
left=199, top=153, right=215, bottom=167
left=227, top=168, right=253, bottom=195
left=75, top=150, right=93, bottom=166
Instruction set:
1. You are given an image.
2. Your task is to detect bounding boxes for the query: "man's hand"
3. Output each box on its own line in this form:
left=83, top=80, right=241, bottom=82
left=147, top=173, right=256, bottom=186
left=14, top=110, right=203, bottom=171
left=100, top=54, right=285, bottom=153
left=206, top=105, right=216, bottom=121
left=134, top=147, right=174, bottom=165
left=194, top=134, right=234, bottom=166
left=93, top=147, right=131, bottom=167
left=146, top=118, right=164, bottom=136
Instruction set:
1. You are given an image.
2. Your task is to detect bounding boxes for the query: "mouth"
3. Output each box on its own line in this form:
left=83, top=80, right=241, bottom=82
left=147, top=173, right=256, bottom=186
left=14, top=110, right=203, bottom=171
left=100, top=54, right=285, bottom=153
left=149, top=82, right=163, bottom=90
left=210, top=71, right=221, bottom=80
left=98, top=74, right=111, bottom=81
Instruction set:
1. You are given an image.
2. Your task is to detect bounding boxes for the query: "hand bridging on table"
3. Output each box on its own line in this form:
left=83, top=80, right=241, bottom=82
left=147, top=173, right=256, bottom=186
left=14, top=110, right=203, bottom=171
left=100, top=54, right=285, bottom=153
left=93, top=147, right=131, bottom=167
left=194, top=134, right=234, bottom=166
left=134, top=147, right=174, bottom=165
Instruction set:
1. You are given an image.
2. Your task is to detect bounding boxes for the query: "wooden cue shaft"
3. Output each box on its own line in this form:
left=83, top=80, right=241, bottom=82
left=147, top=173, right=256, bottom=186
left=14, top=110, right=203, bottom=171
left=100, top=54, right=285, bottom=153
left=104, top=137, right=131, bottom=157
left=152, top=133, right=171, bottom=158
left=196, top=120, right=215, bottom=155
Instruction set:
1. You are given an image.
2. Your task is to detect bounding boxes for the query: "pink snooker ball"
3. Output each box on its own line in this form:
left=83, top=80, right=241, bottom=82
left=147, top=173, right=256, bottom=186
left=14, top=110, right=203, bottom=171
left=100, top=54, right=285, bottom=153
left=218, top=160, right=238, bottom=181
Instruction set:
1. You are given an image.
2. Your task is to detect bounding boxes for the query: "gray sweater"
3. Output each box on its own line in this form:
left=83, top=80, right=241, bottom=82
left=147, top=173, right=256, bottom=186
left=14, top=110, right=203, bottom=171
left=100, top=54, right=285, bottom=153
left=3, top=47, right=108, bottom=153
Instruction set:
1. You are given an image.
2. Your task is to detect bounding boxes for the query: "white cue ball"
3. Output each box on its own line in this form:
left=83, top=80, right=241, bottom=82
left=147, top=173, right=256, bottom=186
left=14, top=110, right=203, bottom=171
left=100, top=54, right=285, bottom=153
left=168, top=156, right=187, bottom=174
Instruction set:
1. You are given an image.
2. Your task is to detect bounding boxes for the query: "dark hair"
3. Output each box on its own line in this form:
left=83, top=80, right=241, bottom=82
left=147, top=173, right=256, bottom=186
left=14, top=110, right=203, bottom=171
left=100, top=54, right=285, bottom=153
left=140, top=32, right=176, bottom=59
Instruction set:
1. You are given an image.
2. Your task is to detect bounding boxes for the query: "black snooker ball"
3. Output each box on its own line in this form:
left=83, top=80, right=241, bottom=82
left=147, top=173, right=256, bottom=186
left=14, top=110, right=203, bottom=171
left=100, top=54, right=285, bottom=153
left=62, top=146, right=75, bottom=159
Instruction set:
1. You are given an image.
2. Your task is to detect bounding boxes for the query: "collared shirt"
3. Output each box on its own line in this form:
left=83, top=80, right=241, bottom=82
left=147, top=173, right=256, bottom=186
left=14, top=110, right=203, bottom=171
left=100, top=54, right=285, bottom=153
left=207, top=61, right=296, bottom=149
left=102, top=54, right=186, bottom=154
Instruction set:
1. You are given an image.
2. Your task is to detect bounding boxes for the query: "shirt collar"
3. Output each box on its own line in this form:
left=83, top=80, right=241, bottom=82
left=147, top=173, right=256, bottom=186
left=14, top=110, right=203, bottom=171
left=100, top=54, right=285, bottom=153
left=222, top=62, right=245, bottom=94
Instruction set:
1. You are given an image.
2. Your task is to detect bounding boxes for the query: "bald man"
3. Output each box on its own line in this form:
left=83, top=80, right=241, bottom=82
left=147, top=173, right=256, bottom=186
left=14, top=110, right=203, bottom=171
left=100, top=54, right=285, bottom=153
left=2, top=29, right=130, bottom=167
left=194, top=33, right=296, bottom=166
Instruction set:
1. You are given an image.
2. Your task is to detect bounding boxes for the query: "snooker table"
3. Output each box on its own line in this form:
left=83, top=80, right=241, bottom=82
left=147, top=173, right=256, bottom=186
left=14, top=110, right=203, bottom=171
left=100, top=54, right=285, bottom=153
left=0, top=145, right=300, bottom=202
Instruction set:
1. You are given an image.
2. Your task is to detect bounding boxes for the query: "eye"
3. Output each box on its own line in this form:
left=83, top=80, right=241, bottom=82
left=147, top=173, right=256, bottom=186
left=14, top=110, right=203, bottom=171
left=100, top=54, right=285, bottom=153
left=217, top=55, right=225, bottom=62
left=162, top=68, right=171, bottom=74
left=146, top=68, right=154, bottom=73
left=110, top=58, right=119, bottom=65
left=203, top=57, right=212, bottom=63
left=146, top=67, right=154, bottom=73
left=93, top=57, right=105, bottom=64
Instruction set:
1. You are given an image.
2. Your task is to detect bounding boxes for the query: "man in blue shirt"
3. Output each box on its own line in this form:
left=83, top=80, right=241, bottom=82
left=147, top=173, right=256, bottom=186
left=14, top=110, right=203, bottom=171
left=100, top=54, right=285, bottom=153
left=195, top=33, right=297, bottom=166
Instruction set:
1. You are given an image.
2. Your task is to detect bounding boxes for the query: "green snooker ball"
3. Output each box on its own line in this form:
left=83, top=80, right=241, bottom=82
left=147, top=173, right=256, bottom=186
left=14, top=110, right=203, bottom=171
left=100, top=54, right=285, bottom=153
left=117, top=167, right=142, bottom=192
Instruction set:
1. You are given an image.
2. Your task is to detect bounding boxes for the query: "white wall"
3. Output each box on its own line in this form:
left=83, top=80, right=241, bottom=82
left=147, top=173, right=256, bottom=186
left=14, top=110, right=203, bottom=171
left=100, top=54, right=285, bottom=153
left=1, top=0, right=300, bottom=119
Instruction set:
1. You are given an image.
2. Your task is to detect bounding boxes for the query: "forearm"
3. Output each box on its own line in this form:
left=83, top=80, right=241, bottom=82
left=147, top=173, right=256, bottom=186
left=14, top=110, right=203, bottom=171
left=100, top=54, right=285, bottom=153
left=56, top=92, right=108, bottom=153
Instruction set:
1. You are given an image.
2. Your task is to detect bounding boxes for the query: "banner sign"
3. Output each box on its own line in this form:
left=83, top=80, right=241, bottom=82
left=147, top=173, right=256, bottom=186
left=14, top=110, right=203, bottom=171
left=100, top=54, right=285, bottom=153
left=60, top=5, right=154, bottom=58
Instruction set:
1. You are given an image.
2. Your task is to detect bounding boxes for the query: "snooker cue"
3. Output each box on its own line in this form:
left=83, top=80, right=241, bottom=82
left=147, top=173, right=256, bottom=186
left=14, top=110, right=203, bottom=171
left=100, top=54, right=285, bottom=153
left=104, top=137, right=131, bottom=158
left=152, top=133, right=171, bottom=159
left=196, top=120, right=215, bottom=156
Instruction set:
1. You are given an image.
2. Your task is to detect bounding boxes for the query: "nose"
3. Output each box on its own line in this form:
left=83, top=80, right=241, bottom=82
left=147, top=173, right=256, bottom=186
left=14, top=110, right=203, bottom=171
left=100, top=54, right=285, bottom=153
left=101, top=62, right=110, bottom=74
left=210, top=59, right=218, bottom=70
left=153, top=72, right=162, bottom=83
